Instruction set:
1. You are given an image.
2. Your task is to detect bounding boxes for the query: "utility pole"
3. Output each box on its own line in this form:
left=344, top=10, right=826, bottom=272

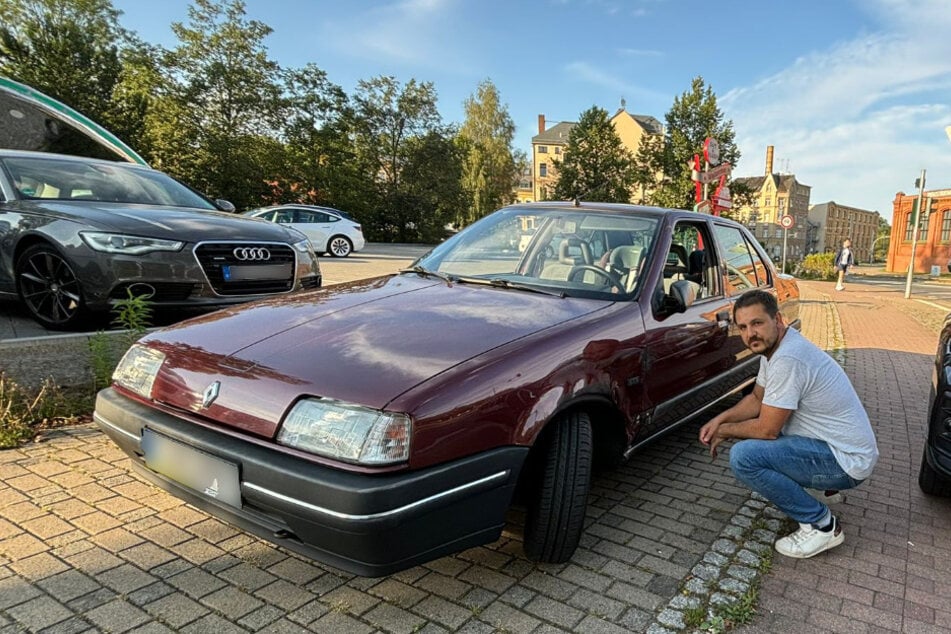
left=904, top=169, right=927, bottom=299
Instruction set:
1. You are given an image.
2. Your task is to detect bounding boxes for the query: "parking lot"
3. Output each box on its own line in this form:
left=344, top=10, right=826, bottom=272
left=1, top=254, right=949, bottom=633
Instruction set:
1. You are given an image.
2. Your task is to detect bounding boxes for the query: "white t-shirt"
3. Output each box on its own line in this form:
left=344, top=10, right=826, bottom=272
left=839, top=248, right=851, bottom=266
left=756, top=328, right=878, bottom=480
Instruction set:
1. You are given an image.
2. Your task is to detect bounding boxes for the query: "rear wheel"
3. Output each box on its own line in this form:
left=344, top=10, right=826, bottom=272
left=328, top=235, right=353, bottom=257
left=919, top=446, right=951, bottom=496
left=523, top=410, right=592, bottom=563
left=15, top=243, right=86, bottom=330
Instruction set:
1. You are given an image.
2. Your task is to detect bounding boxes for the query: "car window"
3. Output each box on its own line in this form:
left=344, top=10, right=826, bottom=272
left=417, top=207, right=660, bottom=300
left=713, top=224, right=763, bottom=294
left=273, top=210, right=295, bottom=223
left=314, top=212, right=338, bottom=223
left=665, top=221, right=718, bottom=299
left=0, top=156, right=218, bottom=209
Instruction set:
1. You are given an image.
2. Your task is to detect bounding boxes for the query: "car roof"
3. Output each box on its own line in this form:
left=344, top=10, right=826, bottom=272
left=251, top=204, right=349, bottom=216
left=502, top=201, right=745, bottom=227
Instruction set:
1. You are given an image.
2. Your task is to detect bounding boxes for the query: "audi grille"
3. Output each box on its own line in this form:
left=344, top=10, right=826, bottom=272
left=194, top=242, right=296, bottom=295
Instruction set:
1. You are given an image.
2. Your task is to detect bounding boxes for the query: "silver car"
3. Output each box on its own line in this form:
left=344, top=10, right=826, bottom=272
left=0, top=150, right=321, bottom=329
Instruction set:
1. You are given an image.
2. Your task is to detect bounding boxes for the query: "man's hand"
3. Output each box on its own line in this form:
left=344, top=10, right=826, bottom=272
left=699, top=419, right=724, bottom=459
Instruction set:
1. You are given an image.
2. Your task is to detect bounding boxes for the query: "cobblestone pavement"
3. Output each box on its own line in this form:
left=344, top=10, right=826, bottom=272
left=1, top=278, right=949, bottom=633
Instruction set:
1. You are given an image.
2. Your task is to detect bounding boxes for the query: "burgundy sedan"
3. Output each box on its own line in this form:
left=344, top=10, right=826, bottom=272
left=94, top=202, right=799, bottom=576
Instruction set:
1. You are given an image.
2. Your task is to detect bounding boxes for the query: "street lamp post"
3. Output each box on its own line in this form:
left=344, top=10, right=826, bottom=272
left=905, top=169, right=927, bottom=299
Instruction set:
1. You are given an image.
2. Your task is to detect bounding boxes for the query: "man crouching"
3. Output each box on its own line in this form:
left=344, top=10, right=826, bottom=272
left=699, top=289, right=878, bottom=559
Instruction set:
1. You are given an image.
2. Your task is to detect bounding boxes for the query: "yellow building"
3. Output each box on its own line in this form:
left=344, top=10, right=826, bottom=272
left=530, top=102, right=663, bottom=202
left=731, top=146, right=812, bottom=262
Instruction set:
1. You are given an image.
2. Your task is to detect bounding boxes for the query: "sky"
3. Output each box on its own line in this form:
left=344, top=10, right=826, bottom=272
left=111, top=0, right=951, bottom=224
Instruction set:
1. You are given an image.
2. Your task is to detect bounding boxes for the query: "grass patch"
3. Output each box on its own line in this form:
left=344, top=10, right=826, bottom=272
left=0, top=374, right=93, bottom=449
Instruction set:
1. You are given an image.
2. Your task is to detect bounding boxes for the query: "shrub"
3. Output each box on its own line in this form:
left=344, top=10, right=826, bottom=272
left=798, top=252, right=836, bottom=280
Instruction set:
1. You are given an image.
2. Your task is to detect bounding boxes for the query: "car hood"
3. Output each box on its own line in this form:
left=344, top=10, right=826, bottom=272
left=20, top=200, right=301, bottom=242
left=144, top=274, right=608, bottom=438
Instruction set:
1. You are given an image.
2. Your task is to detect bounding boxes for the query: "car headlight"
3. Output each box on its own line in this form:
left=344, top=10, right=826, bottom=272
left=277, top=398, right=411, bottom=465
left=112, top=345, right=165, bottom=399
left=292, top=238, right=316, bottom=257
left=81, top=231, right=184, bottom=255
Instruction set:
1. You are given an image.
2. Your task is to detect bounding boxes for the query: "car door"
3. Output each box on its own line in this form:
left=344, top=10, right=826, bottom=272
left=636, top=217, right=737, bottom=439
left=290, top=209, right=335, bottom=252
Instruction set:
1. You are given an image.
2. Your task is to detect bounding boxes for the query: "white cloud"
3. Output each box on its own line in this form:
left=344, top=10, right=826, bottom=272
left=321, top=0, right=470, bottom=74
left=564, top=61, right=669, bottom=104
left=722, top=0, right=951, bottom=222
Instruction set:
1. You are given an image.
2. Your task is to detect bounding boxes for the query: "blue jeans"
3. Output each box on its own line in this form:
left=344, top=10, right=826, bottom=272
left=729, top=435, right=862, bottom=525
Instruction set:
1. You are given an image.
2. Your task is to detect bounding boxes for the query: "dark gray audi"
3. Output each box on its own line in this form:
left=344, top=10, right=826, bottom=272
left=0, top=149, right=322, bottom=329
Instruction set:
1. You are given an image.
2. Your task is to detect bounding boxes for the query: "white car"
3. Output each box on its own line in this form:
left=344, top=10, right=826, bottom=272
left=245, top=205, right=365, bottom=257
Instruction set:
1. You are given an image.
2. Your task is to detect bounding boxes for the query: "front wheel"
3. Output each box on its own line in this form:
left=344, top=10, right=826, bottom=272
left=15, top=243, right=87, bottom=330
left=328, top=235, right=353, bottom=257
left=523, top=410, right=593, bottom=563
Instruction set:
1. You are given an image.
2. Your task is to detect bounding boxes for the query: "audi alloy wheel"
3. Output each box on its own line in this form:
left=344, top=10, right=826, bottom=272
left=15, top=243, right=86, bottom=329
left=328, top=235, right=353, bottom=258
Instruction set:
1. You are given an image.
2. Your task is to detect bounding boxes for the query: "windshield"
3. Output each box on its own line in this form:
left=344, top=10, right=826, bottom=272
left=1, top=156, right=218, bottom=209
left=416, top=206, right=660, bottom=299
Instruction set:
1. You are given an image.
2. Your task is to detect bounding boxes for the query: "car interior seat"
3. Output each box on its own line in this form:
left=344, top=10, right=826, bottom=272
left=664, top=244, right=689, bottom=293
left=608, top=245, right=644, bottom=293
left=540, top=237, right=593, bottom=281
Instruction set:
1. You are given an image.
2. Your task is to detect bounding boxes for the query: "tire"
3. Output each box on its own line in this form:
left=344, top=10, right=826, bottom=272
left=919, top=446, right=951, bottom=496
left=328, top=235, right=353, bottom=257
left=523, top=410, right=593, bottom=563
left=15, top=243, right=87, bottom=330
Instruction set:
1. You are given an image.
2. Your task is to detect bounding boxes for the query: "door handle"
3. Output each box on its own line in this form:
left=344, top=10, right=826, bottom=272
left=716, top=310, right=731, bottom=329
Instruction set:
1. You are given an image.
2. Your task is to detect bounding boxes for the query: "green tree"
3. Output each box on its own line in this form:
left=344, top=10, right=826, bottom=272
left=456, top=79, right=518, bottom=228
left=160, top=0, right=285, bottom=207
left=273, top=63, right=353, bottom=207
left=350, top=75, right=453, bottom=241
left=634, top=76, right=739, bottom=210
left=0, top=0, right=124, bottom=123
left=552, top=106, right=635, bottom=203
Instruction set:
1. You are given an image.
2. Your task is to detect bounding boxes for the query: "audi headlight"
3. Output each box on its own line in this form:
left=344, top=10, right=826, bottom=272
left=81, top=232, right=184, bottom=255
left=293, top=238, right=316, bottom=257
left=112, top=345, right=165, bottom=399
left=277, top=398, right=411, bottom=465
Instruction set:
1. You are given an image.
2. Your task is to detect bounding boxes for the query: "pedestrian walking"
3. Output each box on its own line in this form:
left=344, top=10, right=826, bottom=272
left=699, top=290, right=878, bottom=559
left=834, top=239, right=854, bottom=291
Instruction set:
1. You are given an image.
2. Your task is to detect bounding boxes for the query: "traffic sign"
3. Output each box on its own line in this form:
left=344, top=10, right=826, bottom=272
left=704, top=138, right=720, bottom=166
left=780, top=214, right=794, bottom=229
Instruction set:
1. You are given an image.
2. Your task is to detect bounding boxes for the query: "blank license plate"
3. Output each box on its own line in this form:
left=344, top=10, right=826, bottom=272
left=141, top=429, right=241, bottom=508
left=222, top=263, right=292, bottom=281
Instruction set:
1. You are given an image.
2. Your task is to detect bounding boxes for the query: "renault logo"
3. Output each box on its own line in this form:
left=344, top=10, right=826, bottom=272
left=233, top=247, right=271, bottom=261
left=201, top=381, right=220, bottom=408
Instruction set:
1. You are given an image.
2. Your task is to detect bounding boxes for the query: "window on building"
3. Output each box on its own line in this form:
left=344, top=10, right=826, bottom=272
left=539, top=163, right=547, bottom=178
left=942, top=210, right=951, bottom=242
left=905, top=212, right=915, bottom=241
left=765, top=197, right=771, bottom=207
left=538, top=145, right=548, bottom=154
left=554, top=147, right=561, bottom=155
left=919, top=215, right=929, bottom=242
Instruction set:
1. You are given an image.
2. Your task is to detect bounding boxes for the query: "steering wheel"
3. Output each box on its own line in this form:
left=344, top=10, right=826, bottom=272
left=568, top=264, right=624, bottom=293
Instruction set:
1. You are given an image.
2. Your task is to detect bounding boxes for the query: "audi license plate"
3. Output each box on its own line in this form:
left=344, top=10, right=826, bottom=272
left=141, top=429, right=241, bottom=508
left=222, top=263, right=292, bottom=281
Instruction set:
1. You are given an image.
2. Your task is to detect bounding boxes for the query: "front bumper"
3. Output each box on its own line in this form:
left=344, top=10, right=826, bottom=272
left=94, top=388, right=526, bottom=577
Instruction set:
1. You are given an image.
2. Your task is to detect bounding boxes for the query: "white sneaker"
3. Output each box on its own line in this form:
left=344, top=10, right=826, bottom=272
left=835, top=285, right=844, bottom=291
left=775, top=517, right=844, bottom=559
left=807, top=488, right=844, bottom=504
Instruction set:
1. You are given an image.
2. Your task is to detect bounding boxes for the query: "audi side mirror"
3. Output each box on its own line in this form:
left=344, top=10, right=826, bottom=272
left=215, top=199, right=236, bottom=213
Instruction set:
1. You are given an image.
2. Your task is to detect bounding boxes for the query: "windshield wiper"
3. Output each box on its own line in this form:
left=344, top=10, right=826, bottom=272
left=399, top=265, right=456, bottom=285
left=456, top=276, right=566, bottom=298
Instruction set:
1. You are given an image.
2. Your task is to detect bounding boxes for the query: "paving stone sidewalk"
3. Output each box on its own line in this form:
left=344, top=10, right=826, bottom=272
left=0, top=280, right=949, bottom=633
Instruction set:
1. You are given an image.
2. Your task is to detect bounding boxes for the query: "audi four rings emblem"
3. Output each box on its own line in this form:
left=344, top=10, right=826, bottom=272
left=233, top=247, right=271, bottom=261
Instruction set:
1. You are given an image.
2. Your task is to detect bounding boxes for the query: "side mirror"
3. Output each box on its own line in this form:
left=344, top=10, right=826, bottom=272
left=656, top=280, right=699, bottom=317
left=215, top=199, right=236, bottom=213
